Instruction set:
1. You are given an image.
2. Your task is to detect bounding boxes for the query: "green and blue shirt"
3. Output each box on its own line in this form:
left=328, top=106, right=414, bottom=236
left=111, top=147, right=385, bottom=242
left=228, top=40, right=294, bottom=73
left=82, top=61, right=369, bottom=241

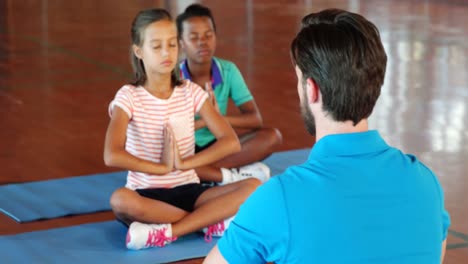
left=179, top=57, right=253, bottom=147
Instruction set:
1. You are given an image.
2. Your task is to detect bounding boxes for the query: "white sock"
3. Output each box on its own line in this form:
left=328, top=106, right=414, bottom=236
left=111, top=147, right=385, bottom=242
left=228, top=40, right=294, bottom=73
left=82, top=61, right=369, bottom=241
left=220, top=168, right=233, bottom=185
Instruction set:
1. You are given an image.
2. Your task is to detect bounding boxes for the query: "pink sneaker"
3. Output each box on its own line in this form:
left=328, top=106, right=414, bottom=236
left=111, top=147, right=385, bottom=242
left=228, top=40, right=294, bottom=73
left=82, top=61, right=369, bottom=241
left=203, top=216, right=234, bottom=242
left=126, top=222, right=177, bottom=250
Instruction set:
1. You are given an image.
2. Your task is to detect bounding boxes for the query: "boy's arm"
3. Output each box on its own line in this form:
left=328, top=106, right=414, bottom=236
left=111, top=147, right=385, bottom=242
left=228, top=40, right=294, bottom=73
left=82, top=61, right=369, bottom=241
left=194, top=118, right=207, bottom=130
left=195, top=100, right=262, bottom=130
left=177, top=100, right=240, bottom=170
left=224, top=100, right=263, bottom=129
left=197, top=62, right=263, bottom=130
left=224, top=62, right=262, bottom=129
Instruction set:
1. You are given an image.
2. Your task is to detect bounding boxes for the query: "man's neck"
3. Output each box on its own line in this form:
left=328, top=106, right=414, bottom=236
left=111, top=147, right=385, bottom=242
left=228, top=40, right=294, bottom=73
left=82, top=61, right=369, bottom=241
left=315, top=116, right=369, bottom=142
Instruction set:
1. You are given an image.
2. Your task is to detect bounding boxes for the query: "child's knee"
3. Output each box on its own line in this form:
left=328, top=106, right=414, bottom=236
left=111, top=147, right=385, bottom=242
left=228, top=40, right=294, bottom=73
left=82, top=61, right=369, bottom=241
left=270, top=128, right=283, bottom=145
left=263, top=127, right=283, bottom=147
left=110, top=188, right=133, bottom=213
left=244, top=177, right=262, bottom=190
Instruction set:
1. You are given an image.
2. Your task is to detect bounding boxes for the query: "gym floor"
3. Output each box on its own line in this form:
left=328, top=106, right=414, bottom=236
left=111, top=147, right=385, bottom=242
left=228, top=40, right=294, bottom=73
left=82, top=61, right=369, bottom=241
left=0, top=0, right=466, bottom=263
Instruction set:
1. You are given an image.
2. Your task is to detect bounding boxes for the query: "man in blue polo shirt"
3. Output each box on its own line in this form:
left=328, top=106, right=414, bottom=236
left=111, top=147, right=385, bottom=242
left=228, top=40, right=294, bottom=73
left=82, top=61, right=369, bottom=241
left=176, top=4, right=282, bottom=186
left=205, top=9, right=450, bottom=264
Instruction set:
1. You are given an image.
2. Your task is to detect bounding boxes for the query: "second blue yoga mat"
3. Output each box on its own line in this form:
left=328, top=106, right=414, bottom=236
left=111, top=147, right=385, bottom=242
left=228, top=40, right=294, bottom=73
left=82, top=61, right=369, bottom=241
left=0, top=220, right=218, bottom=263
left=0, top=171, right=127, bottom=222
left=0, top=149, right=310, bottom=222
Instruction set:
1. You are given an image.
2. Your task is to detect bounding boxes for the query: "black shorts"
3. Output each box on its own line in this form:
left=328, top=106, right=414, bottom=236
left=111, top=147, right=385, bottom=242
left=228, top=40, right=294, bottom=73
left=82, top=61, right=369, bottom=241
left=195, top=139, right=221, bottom=187
left=195, top=139, right=217, bottom=153
left=136, top=183, right=210, bottom=212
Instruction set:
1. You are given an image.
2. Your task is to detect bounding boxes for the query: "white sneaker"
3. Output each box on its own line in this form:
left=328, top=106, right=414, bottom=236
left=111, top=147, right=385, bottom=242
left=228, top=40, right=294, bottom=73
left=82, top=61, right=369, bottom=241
left=221, top=162, right=270, bottom=184
left=203, top=215, right=235, bottom=242
left=126, top=222, right=176, bottom=250
left=238, top=162, right=271, bottom=182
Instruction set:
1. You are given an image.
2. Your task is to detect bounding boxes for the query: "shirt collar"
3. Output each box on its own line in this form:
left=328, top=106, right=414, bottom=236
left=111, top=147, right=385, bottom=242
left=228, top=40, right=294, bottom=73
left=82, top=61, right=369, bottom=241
left=309, top=130, right=390, bottom=159
left=180, top=58, right=223, bottom=89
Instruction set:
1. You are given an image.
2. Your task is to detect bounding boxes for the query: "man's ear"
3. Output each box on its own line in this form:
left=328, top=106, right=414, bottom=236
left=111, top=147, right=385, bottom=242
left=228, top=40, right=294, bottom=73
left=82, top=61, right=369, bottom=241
left=306, top=78, right=319, bottom=104
left=132, top=44, right=142, bottom=60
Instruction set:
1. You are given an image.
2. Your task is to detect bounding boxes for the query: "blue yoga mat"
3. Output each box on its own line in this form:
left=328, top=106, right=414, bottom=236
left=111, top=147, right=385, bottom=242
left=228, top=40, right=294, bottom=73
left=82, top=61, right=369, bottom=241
left=0, top=220, right=218, bottom=263
left=0, top=149, right=310, bottom=222
left=264, top=148, right=310, bottom=175
left=0, top=171, right=127, bottom=222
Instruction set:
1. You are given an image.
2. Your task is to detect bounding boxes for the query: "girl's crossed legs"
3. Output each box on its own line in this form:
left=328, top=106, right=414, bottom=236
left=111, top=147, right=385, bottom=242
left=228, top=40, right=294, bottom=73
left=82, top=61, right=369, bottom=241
left=110, top=178, right=260, bottom=244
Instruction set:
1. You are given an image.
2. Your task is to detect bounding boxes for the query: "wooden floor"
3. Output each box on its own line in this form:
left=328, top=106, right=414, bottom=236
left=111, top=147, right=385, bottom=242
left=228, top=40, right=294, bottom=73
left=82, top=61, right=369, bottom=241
left=0, top=0, right=466, bottom=263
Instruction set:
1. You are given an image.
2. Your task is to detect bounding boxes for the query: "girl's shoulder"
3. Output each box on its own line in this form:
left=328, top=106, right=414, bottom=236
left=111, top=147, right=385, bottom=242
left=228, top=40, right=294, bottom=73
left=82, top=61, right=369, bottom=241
left=121, top=83, right=141, bottom=91
left=112, top=84, right=146, bottom=103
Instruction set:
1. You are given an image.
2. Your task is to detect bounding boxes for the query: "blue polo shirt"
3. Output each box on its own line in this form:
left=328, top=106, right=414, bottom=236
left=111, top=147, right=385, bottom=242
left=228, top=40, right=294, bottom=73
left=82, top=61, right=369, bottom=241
left=218, top=130, right=450, bottom=264
left=179, top=57, right=253, bottom=147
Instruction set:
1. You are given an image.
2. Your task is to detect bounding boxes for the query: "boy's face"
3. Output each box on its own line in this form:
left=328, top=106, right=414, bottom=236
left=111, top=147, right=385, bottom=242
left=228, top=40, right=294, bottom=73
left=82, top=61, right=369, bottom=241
left=179, top=16, right=216, bottom=64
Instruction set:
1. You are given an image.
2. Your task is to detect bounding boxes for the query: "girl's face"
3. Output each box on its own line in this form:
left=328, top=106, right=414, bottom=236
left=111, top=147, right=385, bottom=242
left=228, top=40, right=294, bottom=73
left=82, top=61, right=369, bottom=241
left=179, top=16, right=216, bottom=64
left=134, top=19, right=178, bottom=77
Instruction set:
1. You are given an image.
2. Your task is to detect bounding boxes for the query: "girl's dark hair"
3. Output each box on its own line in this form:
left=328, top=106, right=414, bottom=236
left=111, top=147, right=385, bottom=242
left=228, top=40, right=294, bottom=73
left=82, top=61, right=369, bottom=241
left=290, top=9, right=387, bottom=125
left=130, top=8, right=181, bottom=86
left=176, top=4, right=216, bottom=39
